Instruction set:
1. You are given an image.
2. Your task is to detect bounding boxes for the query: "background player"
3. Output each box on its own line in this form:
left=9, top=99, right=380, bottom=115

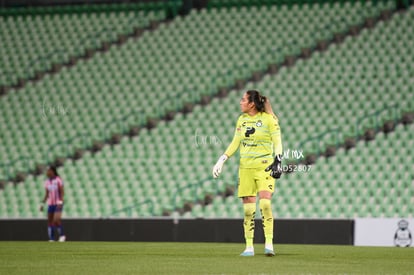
left=212, top=90, right=283, bottom=256
left=40, top=166, right=66, bottom=242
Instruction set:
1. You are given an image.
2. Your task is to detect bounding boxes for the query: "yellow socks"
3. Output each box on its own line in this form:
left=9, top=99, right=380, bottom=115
left=243, top=200, right=274, bottom=251
left=260, top=199, right=274, bottom=247
left=243, top=203, right=256, bottom=249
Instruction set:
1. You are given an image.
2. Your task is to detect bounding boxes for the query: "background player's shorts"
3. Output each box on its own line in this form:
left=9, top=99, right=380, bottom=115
left=238, top=167, right=275, bottom=197
left=48, top=205, right=63, bottom=213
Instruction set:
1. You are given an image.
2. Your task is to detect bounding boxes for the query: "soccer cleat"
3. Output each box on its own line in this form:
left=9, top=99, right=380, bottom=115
left=264, top=248, right=275, bottom=256
left=240, top=250, right=254, bottom=257
left=59, top=235, right=66, bottom=242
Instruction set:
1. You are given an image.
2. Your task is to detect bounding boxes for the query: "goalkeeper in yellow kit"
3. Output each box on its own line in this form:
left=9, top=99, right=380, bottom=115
left=212, top=90, right=282, bottom=257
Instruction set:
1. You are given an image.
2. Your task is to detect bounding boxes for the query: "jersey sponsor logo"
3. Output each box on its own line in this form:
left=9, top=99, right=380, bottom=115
left=245, top=127, right=255, bottom=137
left=242, top=121, right=256, bottom=127
left=242, top=142, right=258, bottom=147
left=47, top=179, right=59, bottom=191
left=47, top=184, right=58, bottom=191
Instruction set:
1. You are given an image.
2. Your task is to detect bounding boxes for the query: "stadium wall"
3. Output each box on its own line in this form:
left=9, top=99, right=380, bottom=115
left=0, top=218, right=353, bottom=244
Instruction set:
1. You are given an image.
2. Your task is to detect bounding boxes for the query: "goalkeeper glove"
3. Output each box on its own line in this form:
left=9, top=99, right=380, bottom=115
left=265, top=154, right=283, bottom=179
left=212, top=155, right=228, bottom=178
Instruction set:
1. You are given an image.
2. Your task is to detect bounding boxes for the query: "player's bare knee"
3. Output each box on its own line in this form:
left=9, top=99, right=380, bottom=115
left=258, top=191, right=272, bottom=200
left=242, top=196, right=256, bottom=204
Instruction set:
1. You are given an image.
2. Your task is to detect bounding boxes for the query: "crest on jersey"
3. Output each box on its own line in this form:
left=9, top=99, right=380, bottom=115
left=256, top=120, right=262, bottom=127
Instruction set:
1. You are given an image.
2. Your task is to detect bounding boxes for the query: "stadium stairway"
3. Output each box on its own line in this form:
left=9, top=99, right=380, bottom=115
left=0, top=0, right=397, bottom=185
left=0, top=1, right=181, bottom=95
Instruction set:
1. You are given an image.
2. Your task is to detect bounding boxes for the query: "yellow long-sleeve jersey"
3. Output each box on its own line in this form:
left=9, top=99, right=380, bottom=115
left=224, top=112, right=282, bottom=169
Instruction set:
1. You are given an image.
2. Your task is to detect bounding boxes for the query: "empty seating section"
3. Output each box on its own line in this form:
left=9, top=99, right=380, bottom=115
left=1, top=121, right=412, bottom=218
left=0, top=2, right=412, bottom=219
left=0, top=7, right=166, bottom=87
left=274, top=123, right=414, bottom=218
left=249, top=6, right=413, bottom=155
left=0, top=105, right=239, bottom=217
left=207, top=0, right=397, bottom=9
left=186, top=6, right=414, bottom=218
left=0, top=1, right=394, bottom=182
left=186, top=123, right=414, bottom=219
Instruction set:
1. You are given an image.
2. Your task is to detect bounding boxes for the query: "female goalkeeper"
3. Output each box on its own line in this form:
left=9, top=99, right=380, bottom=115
left=212, top=90, right=282, bottom=257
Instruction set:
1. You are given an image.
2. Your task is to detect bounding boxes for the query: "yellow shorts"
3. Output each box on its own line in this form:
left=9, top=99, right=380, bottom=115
left=237, top=167, right=275, bottom=198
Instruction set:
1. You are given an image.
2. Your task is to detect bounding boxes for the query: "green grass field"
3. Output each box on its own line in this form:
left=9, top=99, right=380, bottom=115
left=0, top=242, right=413, bottom=275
